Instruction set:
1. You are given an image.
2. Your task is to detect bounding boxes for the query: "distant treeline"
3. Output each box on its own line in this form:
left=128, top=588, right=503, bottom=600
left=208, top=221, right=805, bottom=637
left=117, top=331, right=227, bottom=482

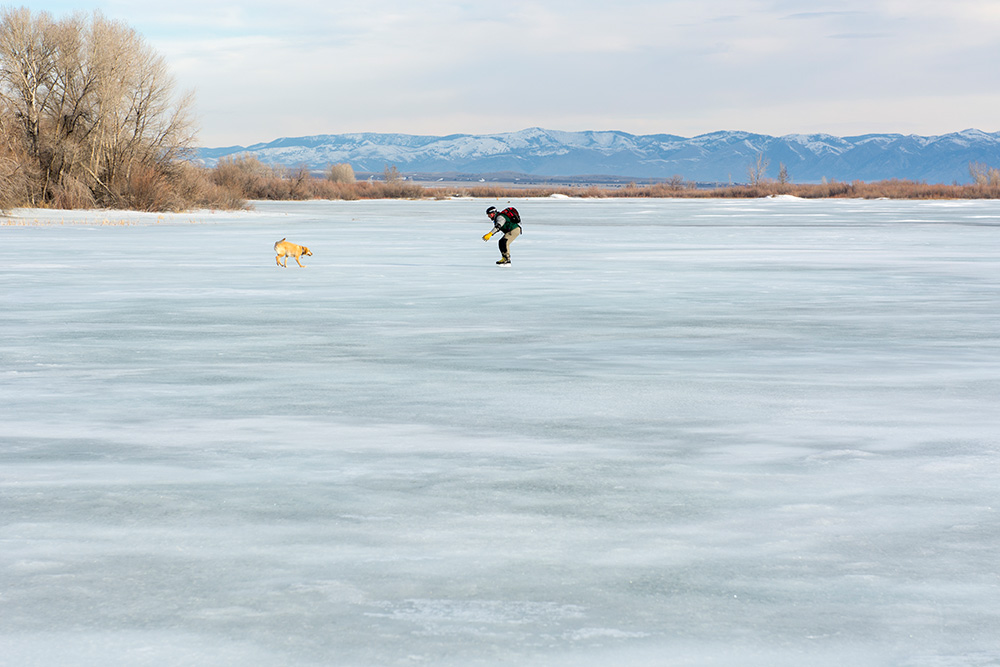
left=12, top=150, right=1000, bottom=212
left=3, top=9, right=1000, bottom=214
left=205, top=156, right=1000, bottom=204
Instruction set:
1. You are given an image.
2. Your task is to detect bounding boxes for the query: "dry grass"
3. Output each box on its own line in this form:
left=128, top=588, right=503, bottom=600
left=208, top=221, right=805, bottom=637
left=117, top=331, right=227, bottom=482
left=7, top=152, right=1000, bottom=214
left=426, top=179, right=1000, bottom=201
left=170, top=170, right=1000, bottom=205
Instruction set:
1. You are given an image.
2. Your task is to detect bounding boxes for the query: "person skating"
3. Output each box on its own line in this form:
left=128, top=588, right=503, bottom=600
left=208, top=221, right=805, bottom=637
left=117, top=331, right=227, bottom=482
left=482, top=205, right=521, bottom=265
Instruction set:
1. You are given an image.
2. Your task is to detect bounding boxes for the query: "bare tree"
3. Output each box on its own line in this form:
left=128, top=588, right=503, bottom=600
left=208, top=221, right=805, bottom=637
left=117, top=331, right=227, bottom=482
left=666, top=174, right=685, bottom=190
left=747, top=152, right=769, bottom=186
left=969, top=161, right=1000, bottom=186
left=0, top=7, right=57, bottom=202
left=0, top=8, right=196, bottom=209
left=384, top=164, right=402, bottom=183
left=778, top=163, right=789, bottom=185
left=85, top=13, right=195, bottom=204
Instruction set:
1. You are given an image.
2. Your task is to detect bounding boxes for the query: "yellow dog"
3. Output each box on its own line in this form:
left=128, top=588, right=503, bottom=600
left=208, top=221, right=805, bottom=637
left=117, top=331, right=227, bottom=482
left=274, top=238, right=312, bottom=267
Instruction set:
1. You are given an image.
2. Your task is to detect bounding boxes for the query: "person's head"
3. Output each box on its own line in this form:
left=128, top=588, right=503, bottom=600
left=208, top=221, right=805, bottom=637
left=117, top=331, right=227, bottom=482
left=486, top=206, right=497, bottom=220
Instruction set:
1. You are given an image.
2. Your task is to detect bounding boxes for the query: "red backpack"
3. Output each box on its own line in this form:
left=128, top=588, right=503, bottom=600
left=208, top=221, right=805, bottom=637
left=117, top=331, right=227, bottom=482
left=500, top=207, right=521, bottom=224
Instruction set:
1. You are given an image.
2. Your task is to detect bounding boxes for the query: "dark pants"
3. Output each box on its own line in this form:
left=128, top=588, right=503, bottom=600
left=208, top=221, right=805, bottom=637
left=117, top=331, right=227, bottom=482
left=499, top=226, right=521, bottom=258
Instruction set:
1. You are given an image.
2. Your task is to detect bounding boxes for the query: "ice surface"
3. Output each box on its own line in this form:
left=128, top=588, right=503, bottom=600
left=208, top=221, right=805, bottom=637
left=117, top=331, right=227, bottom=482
left=2, top=197, right=999, bottom=666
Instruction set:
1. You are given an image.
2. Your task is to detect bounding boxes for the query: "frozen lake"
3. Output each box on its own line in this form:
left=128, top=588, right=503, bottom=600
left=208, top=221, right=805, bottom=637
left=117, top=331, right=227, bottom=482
left=2, top=197, right=999, bottom=666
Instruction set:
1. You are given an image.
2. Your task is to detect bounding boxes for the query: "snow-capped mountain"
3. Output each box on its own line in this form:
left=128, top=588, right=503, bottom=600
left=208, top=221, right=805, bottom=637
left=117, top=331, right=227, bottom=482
left=197, top=127, right=1000, bottom=184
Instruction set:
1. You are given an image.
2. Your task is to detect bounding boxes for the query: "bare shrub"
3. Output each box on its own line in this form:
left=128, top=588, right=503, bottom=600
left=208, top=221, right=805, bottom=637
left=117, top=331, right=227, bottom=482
left=49, top=173, right=95, bottom=208
left=0, top=156, right=30, bottom=210
left=327, top=162, right=355, bottom=183
left=182, top=164, right=247, bottom=210
left=375, top=179, right=425, bottom=199
left=210, top=154, right=273, bottom=198
left=125, top=163, right=176, bottom=211
left=0, top=107, right=32, bottom=209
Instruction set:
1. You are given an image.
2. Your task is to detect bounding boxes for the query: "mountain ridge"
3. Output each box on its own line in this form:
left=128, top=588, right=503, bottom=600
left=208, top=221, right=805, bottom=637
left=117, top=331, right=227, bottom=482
left=196, top=127, right=1000, bottom=184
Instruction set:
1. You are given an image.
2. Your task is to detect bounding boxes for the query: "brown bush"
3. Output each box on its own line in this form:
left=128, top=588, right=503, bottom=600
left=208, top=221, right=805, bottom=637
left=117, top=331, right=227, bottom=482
left=123, top=164, right=174, bottom=211
left=0, top=154, right=34, bottom=210
left=327, top=162, right=355, bottom=183
left=50, top=173, right=96, bottom=209
left=167, top=162, right=246, bottom=210
left=210, top=155, right=274, bottom=199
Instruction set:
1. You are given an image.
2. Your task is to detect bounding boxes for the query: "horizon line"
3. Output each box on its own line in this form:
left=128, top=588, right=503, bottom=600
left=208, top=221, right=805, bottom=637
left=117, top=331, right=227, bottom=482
left=201, top=127, right=997, bottom=150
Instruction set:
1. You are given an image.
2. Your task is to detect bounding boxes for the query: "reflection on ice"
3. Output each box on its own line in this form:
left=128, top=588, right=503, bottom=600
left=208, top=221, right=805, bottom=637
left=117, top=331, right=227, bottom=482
left=2, top=198, right=999, bottom=665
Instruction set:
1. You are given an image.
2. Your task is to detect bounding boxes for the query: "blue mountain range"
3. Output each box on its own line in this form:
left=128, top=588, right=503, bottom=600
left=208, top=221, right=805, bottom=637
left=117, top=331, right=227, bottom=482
left=197, top=127, right=1000, bottom=184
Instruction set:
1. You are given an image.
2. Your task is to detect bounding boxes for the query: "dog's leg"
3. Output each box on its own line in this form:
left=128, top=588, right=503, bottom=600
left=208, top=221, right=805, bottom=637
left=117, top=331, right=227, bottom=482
left=295, top=256, right=305, bottom=267
left=276, top=255, right=282, bottom=267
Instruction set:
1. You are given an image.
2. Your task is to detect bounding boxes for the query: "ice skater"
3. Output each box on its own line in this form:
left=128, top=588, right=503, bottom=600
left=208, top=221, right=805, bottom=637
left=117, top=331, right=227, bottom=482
left=482, top=205, right=521, bottom=265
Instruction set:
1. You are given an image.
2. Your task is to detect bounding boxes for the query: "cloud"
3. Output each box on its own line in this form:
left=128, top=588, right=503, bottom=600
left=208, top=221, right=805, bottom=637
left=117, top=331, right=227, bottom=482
left=21, top=0, right=1000, bottom=145
left=782, top=11, right=866, bottom=20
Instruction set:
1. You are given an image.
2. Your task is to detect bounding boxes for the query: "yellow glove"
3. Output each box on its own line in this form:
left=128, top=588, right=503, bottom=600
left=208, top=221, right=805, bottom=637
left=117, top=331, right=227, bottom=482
left=482, top=233, right=493, bottom=241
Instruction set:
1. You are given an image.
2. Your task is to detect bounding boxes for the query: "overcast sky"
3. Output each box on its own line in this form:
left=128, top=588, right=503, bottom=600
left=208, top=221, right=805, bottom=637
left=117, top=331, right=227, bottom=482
left=16, top=0, right=1000, bottom=147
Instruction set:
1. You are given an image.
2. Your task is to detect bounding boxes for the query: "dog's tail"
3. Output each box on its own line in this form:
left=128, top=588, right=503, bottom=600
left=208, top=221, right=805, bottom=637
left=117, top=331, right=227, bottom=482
left=274, top=237, right=285, bottom=249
